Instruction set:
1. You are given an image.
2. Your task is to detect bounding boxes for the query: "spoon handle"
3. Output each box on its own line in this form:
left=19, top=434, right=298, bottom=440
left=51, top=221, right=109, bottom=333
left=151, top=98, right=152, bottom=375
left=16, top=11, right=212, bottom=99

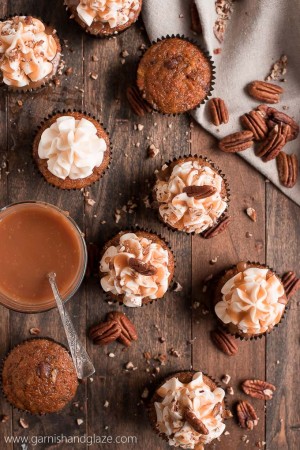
left=48, top=272, right=95, bottom=380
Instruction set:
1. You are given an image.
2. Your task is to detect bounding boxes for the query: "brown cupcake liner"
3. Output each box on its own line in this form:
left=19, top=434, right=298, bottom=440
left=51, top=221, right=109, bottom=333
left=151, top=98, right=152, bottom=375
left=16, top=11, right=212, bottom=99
left=213, top=261, right=289, bottom=342
left=152, top=154, right=231, bottom=237
left=0, top=337, right=78, bottom=416
left=146, top=370, right=229, bottom=446
left=0, top=14, right=62, bottom=93
left=32, top=109, right=113, bottom=191
left=136, top=34, right=216, bottom=117
left=99, top=226, right=176, bottom=308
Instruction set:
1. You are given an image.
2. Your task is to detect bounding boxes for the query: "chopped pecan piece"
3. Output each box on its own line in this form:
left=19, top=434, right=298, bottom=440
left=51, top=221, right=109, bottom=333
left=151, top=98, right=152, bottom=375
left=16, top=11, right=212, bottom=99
left=212, top=402, right=222, bottom=417
left=266, top=107, right=299, bottom=141
left=247, top=81, right=283, bottom=104
left=129, top=258, right=157, bottom=276
left=222, top=409, right=233, bottom=419
left=208, top=98, right=229, bottom=126
left=219, top=130, right=254, bottom=153
left=184, top=408, right=209, bottom=435
left=256, top=124, right=289, bottom=162
left=202, top=215, right=231, bottom=239
left=126, top=85, right=152, bottom=116
left=240, top=110, right=268, bottom=141
left=190, top=1, right=202, bottom=34
left=281, top=271, right=300, bottom=299
left=211, top=329, right=238, bottom=356
left=89, top=320, right=121, bottom=345
left=108, top=311, right=138, bottom=347
left=276, top=152, right=298, bottom=188
left=237, top=401, right=258, bottom=430
left=183, top=185, right=217, bottom=199
left=242, top=379, right=276, bottom=400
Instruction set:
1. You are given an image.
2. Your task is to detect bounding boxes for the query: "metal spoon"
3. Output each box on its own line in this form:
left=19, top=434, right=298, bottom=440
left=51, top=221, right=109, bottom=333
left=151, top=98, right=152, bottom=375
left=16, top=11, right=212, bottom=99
left=48, top=272, right=95, bottom=380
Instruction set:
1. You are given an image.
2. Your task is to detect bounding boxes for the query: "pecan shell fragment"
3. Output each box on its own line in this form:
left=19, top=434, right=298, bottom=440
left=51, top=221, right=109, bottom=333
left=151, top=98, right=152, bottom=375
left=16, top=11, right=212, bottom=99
left=237, top=401, right=258, bottom=430
left=219, top=130, right=254, bottom=153
left=242, top=379, right=276, bottom=400
left=211, top=328, right=238, bottom=356
left=209, top=98, right=229, bottom=126
left=276, top=152, right=298, bottom=188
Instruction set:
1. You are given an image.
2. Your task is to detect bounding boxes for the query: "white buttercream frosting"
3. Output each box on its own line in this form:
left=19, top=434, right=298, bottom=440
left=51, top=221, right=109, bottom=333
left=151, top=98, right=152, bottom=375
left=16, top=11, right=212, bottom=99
left=100, top=232, right=170, bottom=307
left=215, top=267, right=285, bottom=335
left=38, top=116, right=107, bottom=180
left=77, top=0, right=140, bottom=28
left=0, top=16, right=58, bottom=87
left=155, top=372, right=226, bottom=449
left=154, top=160, right=227, bottom=234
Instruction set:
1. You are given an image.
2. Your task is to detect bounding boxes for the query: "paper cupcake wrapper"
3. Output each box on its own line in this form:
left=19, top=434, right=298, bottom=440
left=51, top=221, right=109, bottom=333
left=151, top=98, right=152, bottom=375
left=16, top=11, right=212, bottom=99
left=32, top=109, right=113, bottom=190
left=213, top=261, right=289, bottom=342
left=0, top=14, right=62, bottom=93
left=136, top=34, right=216, bottom=117
left=99, top=226, right=176, bottom=308
left=0, top=337, right=78, bottom=416
left=152, top=154, right=231, bottom=237
left=146, top=370, right=229, bottom=445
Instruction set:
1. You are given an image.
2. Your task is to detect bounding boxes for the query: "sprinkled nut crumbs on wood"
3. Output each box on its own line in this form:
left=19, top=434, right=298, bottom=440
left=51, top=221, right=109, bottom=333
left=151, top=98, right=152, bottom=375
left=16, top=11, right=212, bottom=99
left=0, top=415, right=9, bottom=423
left=104, top=401, right=109, bottom=408
left=246, top=207, right=257, bottom=222
left=19, top=418, right=29, bottom=429
left=221, top=374, right=231, bottom=384
left=90, top=72, right=98, bottom=80
left=137, top=124, right=144, bottom=131
left=77, top=419, right=84, bottom=426
left=227, top=386, right=234, bottom=395
left=29, top=327, right=41, bottom=335
left=148, top=144, right=159, bottom=158
left=141, top=388, right=149, bottom=399
left=173, top=281, right=183, bottom=292
left=108, top=352, right=115, bottom=358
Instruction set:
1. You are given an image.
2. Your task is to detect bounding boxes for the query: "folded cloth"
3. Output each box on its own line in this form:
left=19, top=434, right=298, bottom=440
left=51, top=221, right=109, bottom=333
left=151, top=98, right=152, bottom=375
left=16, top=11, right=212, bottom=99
left=142, top=0, right=300, bottom=205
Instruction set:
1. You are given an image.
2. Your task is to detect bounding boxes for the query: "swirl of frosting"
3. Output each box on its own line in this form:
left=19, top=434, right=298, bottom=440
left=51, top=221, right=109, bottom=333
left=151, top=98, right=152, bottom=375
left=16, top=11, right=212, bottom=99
left=38, top=116, right=107, bottom=180
left=77, top=0, right=140, bottom=28
left=100, top=233, right=170, bottom=307
left=215, top=267, right=285, bottom=334
left=155, top=372, right=226, bottom=449
left=154, top=160, right=227, bottom=234
left=0, top=16, right=58, bottom=87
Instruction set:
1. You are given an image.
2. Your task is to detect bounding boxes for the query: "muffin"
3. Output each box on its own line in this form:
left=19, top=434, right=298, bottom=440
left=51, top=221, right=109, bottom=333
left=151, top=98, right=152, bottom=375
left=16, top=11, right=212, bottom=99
left=153, top=156, right=229, bottom=235
left=2, top=338, right=78, bottom=414
left=65, top=0, right=142, bottom=37
left=0, top=16, right=61, bottom=91
left=99, top=230, right=174, bottom=307
left=148, top=371, right=227, bottom=449
left=137, top=37, right=214, bottom=114
left=214, top=262, right=288, bottom=339
left=33, top=111, right=111, bottom=189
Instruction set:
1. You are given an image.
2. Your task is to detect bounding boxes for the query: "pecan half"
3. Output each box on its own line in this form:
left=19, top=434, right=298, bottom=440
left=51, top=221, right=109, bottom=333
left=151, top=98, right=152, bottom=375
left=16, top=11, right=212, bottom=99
left=209, top=98, right=229, bottom=126
left=184, top=408, right=209, bottom=435
left=211, top=329, right=238, bottom=356
left=191, top=1, right=202, bottom=34
left=266, top=107, right=299, bottom=141
left=237, top=401, right=258, bottom=430
left=219, top=130, right=254, bottom=153
left=183, top=185, right=217, bottom=199
left=276, top=152, right=298, bottom=188
left=108, top=311, right=138, bottom=347
left=202, top=214, right=231, bottom=239
left=282, top=271, right=300, bottom=299
left=247, top=81, right=283, bottom=104
left=89, top=320, right=121, bottom=345
left=240, top=110, right=268, bottom=141
left=256, top=124, right=289, bottom=162
left=212, top=402, right=222, bottom=417
left=129, top=258, right=157, bottom=276
left=242, top=379, right=276, bottom=400
left=126, top=85, right=152, bottom=116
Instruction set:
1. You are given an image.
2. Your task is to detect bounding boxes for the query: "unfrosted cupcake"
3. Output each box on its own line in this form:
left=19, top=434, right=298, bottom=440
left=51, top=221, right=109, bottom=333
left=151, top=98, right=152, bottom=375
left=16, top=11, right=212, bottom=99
left=148, top=371, right=227, bottom=450
left=153, top=156, right=229, bottom=235
left=99, top=230, right=174, bottom=307
left=137, top=37, right=214, bottom=114
left=65, top=0, right=142, bottom=37
left=33, top=111, right=111, bottom=189
left=2, top=339, right=78, bottom=414
left=0, top=16, right=61, bottom=91
left=214, top=262, right=288, bottom=339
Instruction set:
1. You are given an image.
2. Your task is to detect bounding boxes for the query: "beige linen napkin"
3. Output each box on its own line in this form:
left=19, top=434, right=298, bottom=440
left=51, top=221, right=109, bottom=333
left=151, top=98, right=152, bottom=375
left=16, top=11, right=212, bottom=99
left=142, top=0, right=300, bottom=205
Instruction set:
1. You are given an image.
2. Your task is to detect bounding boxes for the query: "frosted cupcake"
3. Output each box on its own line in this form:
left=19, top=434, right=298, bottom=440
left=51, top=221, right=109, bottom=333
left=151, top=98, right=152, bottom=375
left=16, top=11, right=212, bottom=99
left=0, top=16, right=61, bottom=91
left=99, top=230, right=174, bottom=307
left=65, top=0, right=142, bottom=37
left=153, top=157, right=229, bottom=235
left=33, top=111, right=111, bottom=189
left=148, top=371, right=227, bottom=450
left=214, top=262, right=288, bottom=339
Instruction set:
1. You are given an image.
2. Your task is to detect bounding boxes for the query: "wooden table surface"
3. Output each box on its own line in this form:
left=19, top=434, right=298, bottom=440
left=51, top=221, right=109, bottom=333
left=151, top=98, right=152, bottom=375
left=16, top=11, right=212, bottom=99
left=0, top=1, right=299, bottom=449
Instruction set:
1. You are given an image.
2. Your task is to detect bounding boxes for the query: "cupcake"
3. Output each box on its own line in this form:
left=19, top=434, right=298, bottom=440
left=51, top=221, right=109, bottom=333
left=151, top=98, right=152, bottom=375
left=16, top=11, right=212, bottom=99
left=33, top=111, right=111, bottom=189
left=148, top=371, right=227, bottom=449
left=65, top=0, right=142, bottom=37
left=214, top=262, right=288, bottom=339
left=137, top=37, right=214, bottom=114
left=0, top=16, right=61, bottom=91
left=99, top=230, right=174, bottom=307
left=153, top=156, right=229, bottom=235
left=2, top=339, right=78, bottom=414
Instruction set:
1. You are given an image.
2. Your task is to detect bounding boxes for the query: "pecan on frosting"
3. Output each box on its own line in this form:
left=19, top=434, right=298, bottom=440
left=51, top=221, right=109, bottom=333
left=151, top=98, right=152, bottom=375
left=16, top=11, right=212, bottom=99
left=154, top=160, right=227, bottom=234
left=215, top=267, right=286, bottom=335
left=0, top=17, right=58, bottom=87
left=154, top=372, right=226, bottom=449
left=100, top=233, right=170, bottom=307
left=77, top=0, right=140, bottom=28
